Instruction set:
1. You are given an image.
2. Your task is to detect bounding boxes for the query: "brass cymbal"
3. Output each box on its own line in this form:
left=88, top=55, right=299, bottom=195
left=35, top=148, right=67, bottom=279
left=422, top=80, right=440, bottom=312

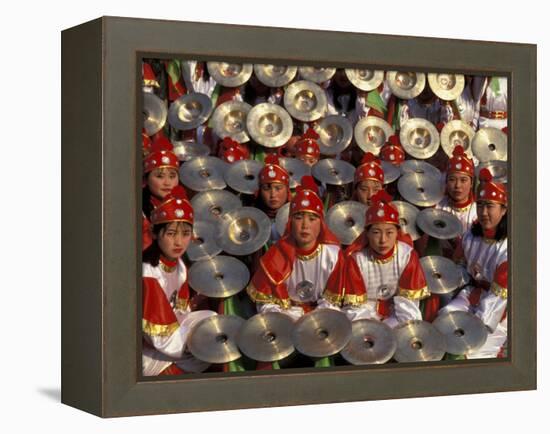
left=420, top=255, right=462, bottom=295
left=206, top=62, right=253, bottom=87
left=224, top=159, right=263, bottom=194
left=440, top=120, right=475, bottom=158
left=476, top=160, right=508, bottom=184
left=186, top=221, right=222, bottom=262
left=315, top=115, right=353, bottom=156
left=433, top=311, right=489, bottom=355
left=191, top=190, right=242, bottom=224
left=246, top=103, right=293, bottom=148
left=387, top=71, right=426, bottom=99
left=254, top=64, right=297, bottom=87
left=236, top=312, right=295, bottom=362
left=168, top=92, right=213, bottom=131
left=394, top=320, right=446, bottom=363
left=472, top=127, right=508, bottom=162
left=391, top=200, right=421, bottom=240
left=172, top=140, right=210, bottom=162
left=143, top=92, right=167, bottom=136
left=400, top=159, right=442, bottom=181
left=340, top=319, right=397, bottom=365
left=275, top=202, right=290, bottom=237
left=345, top=69, right=384, bottom=91
left=397, top=172, right=445, bottom=207
left=416, top=208, right=462, bottom=240
left=187, top=315, right=245, bottom=364
left=354, top=116, right=394, bottom=155
left=400, top=118, right=440, bottom=159
left=427, top=73, right=465, bottom=101
left=212, top=100, right=252, bottom=143
left=298, top=66, right=336, bottom=83
left=381, top=161, right=401, bottom=184
left=292, top=309, right=352, bottom=358
left=326, top=200, right=367, bottom=245
left=284, top=80, right=327, bottom=122
left=188, top=255, right=250, bottom=298
left=179, top=156, right=228, bottom=192
left=279, top=157, right=311, bottom=189
left=216, top=207, right=271, bottom=256
left=311, top=158, right=355, bottom=186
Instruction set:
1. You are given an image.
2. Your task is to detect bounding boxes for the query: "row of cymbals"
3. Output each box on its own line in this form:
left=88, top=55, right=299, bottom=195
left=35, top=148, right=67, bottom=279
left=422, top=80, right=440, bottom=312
left=176, top=63, right=467, bottom=101
left=179, top=153, right=506, bottom=195
left=185, top=309, right=489, bottom=366
left=144, top=89, right=508, bottom=161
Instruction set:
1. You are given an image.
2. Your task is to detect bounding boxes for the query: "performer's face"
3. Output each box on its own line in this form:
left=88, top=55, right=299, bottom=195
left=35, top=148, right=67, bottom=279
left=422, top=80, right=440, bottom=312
left=476, top=201, right=506, bottom=231
left=356, top=180, right=383, bottom=206
left=155, top=222, right=193, bottom=261
left=366, top=223, right=398, bottom=256
left=260, top=182, right=287, bottom=210
left=446, top=173, right=472, bottom=203
left=146, top=168, right=179, bottom=200
left=297, top=154, right=318, bottom=167
left=291, top=212, right=321, bottom=250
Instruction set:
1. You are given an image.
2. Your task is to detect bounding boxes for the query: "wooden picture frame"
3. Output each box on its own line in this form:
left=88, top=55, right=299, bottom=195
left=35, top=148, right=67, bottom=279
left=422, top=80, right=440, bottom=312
left=61, top=16, right=536, bottom=417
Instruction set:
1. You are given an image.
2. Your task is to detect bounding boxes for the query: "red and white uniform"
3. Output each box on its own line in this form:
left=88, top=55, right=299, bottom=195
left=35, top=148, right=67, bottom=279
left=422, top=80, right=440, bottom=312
left=439, top=168, right=508, bottom=358
left=247, top=176, right=345, bottom=320
left=355, top=80, right=393, bottom=121
left=343, top=190, right=431, bottom=326
left=474, top=76, right=508, bottom=130
left=142, top=258, right=216, bottom=376
left=344, top=240, right=429, bottom=326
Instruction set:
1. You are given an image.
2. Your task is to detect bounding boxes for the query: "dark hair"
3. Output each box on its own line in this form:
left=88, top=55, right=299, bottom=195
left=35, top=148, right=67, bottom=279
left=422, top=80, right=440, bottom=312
left=471, top=208, right=508, bottom=241
left=142, top=223, right=168, bottom=266
left=142, top=184, right=154, bottom=219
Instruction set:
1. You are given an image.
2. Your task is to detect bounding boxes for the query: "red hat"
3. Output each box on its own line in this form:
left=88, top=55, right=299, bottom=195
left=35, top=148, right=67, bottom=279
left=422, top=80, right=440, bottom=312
left=219, top=137, right=249, bottom=163
left=143, top=137, right=179, bottom=173
left=142, top=129, right=152, bottom=156
left=365, top=190, right=399, bottom=227
left=295, top=128, right=321, bottom=159
left=142, top=62, right=159, bottom=88
left=259, top=155, right=290, bottom=186
left=150, top=185, right=193, bottom=226
left=380, top=135, right=406, bottom=166
left=447, top=145, right=474, bottom=178
left=354, top=152, right=384, bottom=185
left=477, top=168, right=507, bottom=205
left=290, top=175, right=324, bottom=217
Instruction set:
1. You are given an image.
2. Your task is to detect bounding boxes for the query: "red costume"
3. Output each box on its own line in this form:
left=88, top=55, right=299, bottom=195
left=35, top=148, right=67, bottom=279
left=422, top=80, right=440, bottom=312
left=142, top=186, right=216, bottom=375
left=247, top=176, right=345, bottom=320
left=342, top=191, right=431, bottom=326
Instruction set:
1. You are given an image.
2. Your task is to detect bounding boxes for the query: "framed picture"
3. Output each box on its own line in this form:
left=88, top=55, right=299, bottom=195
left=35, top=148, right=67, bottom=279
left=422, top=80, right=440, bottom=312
left=61, top=16, right=536, bottom=417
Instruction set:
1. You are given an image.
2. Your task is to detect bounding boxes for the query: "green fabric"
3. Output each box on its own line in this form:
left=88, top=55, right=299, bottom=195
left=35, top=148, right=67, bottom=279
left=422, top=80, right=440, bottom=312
left=444, top=353, right=466, bottom=361
left=271, top=360, right=281, bottom=370
left=166, top=59, right=181, bottom=86
left=227, top=358, right=247, bottom=371
left=425, top=236, right=442, bottom=256
left=206, top=84, right=221, bottom=127
left=393, top=100, right=402, bottom=130
left=314, top=356, right=334, bottom=368
left=366, top=90, right=387, bottom=114
left=323, top=191, right=331, bottom=213
left=489, top=77, right=501, bottom=96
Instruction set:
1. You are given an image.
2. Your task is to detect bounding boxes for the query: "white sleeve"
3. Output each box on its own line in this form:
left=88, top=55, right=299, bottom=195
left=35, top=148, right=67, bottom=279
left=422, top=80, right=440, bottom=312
left=342, top=302, right=380, bottom=322
left=475, top=290, right=507, bottom=333
left=316, top=298, right=342, bottom=312
left=145, top=310, right=217, bottom=359
left=438, top=287, right=473, bottom=315
left=393, top=295, right=423, bottom=323
left=257, top=302, right=304, bottom=321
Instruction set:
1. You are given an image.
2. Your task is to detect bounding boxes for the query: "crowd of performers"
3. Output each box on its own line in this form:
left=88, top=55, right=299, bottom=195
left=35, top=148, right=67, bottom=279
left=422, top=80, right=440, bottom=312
left=140, top=59, right=508, bottom=376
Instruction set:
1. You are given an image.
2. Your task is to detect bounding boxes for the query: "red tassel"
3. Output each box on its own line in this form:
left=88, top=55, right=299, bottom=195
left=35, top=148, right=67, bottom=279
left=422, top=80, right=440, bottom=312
left=264, top=154, right=280, bottom=166
left=297, top=175, right=319, bottom=195
left=360, top=152, right=377, bottom=165
left=478, top=168, right=493, bottom=182
left=370, top=189, right=393, bottom=204
left=452, top=145, right=465, bottom=157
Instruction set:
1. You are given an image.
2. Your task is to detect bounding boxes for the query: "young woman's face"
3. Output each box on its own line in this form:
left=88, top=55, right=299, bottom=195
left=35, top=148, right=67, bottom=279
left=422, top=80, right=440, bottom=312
left=446, top=173, right=472, bottom=203
left=146, top=168, right=179, bottom=200
left=366, top=223, right=398, bottom=256
left=297, top=154, right=319, bottom=167
left=260, top=182, right=287, bottom=210
left=356, top=180, right=383, bottom=206
left=290, top=212, right=321, bottom=250
left=476, top=201, right=507, bottom=232
left=155, top=222, right=193, bottom=261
